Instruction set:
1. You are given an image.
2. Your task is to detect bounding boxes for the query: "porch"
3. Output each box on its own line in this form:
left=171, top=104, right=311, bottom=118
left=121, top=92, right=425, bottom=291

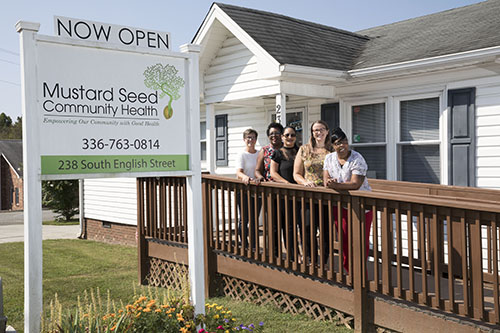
left=137, top=175, right=500, bottom=332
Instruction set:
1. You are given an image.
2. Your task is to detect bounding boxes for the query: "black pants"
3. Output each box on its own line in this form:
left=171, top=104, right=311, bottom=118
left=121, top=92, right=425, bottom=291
left=236, top=192, right=261, bottom=250
left=273, top=198, right=299, bottom=260
left=300, top=203, right=329, bottom=264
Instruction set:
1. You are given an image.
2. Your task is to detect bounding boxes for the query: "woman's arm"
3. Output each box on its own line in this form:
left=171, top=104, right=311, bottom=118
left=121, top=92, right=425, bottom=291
left=236, top=168, right=251, bottom=185
left=326, top=173, right=364, bottom=190
left=270, top=160, right=289, bottom=184
left=254, top=149, right=266, bottom=183
left=293, top=154, right=315, bottom=187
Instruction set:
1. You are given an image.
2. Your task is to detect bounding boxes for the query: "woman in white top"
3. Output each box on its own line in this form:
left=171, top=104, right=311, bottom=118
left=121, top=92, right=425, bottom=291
left=323, top=127, right=373, bottom=272
left=235, top=128, right=259, bottom=250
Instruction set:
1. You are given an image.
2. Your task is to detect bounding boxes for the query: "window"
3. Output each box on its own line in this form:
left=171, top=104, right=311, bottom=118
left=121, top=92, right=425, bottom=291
left=15, top=188, right=19, bottom=206
left=215, top=114, right=228, bottom=166
left=200, top=121, right=207, bottom=161
left=271, top=109, right=304, bottom=145
left=398, top=97, right=440, bottom=183
left=351, top=102, right=386, bottom=179
left=321, top=103, right=339, bottom=135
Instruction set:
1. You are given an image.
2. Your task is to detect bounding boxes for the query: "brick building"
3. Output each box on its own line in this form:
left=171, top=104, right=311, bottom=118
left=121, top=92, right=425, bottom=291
left=0, top=140, right=23, bottom=211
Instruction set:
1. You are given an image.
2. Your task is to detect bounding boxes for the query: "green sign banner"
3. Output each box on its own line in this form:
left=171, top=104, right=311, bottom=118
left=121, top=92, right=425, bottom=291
left=41, top=154, right=189, bottom=175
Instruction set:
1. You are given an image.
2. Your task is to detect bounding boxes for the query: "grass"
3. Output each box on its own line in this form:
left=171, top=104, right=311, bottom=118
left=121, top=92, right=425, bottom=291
left=42, top=218, right=79, bottom=225
left=0, top=240, right=351, bottom=332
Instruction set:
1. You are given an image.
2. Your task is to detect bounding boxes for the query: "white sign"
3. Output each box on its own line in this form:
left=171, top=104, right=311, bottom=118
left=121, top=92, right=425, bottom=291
left=18, top=20, right=203, bottom=333
left=37, top=41, right=189, bottom=176
left=54, top=16, right=170, bottom=50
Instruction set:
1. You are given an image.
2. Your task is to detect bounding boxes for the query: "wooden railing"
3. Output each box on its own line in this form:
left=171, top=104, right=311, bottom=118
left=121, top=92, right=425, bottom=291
left=138, top=175, right=500, bottom=331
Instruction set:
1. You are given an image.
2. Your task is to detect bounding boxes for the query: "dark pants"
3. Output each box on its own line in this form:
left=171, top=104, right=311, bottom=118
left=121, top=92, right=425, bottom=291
left=300, top=203, right=330, bottom=264
left=236, top=192, right=261, bottom=250
left=273, top=198, right=299, bottom=260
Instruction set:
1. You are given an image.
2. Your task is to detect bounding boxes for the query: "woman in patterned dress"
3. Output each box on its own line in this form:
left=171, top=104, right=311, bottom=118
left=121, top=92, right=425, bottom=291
left=293, top=120, right=333, bottom=264
left=255, top=122, right=284, bottom=182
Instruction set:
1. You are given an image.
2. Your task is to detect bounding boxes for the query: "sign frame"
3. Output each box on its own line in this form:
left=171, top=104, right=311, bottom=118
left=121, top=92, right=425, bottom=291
left=17, top=20, right=204, bottom=332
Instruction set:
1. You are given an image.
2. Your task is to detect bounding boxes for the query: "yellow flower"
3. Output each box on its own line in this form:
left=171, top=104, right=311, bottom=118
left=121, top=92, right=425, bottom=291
left=118, top=309, right=123, bottom=314
left=213, top=314, right=219, bottom=319
left=155, top=309, right=161, bottom=313
left=135, top=312, right=141, bottom=318
left=177, top=313, right=184, bottom=321
left=161, top=305, right=169, bottom=309
left=216, top=306, right=223, bottom=311
left=110, top=325, right=116, bottom=331
left=179, top=328, right=188, bottom=333
left=143, top=308, right=151, bottom=312
left=225, top=331, right=229, bottom=333
left=168, top=314, right=172, bottom=318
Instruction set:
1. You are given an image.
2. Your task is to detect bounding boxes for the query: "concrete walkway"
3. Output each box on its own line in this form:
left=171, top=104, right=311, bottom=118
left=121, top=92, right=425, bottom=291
left=0, top=210, right=81, bottom=244
left=0, top=224, right=81, bottom=244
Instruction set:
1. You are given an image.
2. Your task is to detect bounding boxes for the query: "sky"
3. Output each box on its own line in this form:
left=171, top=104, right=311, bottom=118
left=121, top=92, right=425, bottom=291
left=0, top=0, right=485, bottom=120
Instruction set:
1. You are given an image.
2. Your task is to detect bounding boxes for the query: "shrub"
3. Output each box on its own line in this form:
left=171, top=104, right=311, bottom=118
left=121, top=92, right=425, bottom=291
left=42, top=180, right=79, bottom=221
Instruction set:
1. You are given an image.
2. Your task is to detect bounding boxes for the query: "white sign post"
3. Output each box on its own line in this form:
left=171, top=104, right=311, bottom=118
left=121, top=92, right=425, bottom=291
left=17, top=19, right=204, bottom=332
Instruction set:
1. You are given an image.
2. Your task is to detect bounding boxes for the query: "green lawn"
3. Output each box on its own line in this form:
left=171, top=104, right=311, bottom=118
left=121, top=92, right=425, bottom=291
left=42, top=219, right=79, bottom=225
left=0, top=240, right=351, bottom=332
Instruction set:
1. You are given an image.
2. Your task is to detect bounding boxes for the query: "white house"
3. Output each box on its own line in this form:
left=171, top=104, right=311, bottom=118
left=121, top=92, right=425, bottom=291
left=83, top=1, right=500, bottom=243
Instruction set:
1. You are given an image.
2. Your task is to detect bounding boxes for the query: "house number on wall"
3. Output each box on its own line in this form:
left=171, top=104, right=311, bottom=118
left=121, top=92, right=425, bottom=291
left=275, top=104, right=281, bottom=123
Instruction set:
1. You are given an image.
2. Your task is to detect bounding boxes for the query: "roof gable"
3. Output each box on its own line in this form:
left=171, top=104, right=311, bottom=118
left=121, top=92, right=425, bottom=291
left=0, top=140, right=23, bottom=177
left=215, top=3, right=369, bottom=71
left=195, top=1, right=500, bottom=74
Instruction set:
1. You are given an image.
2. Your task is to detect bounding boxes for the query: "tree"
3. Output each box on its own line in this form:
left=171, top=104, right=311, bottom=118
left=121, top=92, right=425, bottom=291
left=0, top=113, right=22, bottom=139
left=42, top=180, right=79, bottom=221
left=143, top=63, right=185, bottom=119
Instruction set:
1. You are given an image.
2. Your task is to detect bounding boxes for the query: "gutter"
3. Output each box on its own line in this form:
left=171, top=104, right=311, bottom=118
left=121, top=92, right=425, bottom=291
left=349, top=45, right=500, bottom=79
left=278, top=64, right=347, bottom=83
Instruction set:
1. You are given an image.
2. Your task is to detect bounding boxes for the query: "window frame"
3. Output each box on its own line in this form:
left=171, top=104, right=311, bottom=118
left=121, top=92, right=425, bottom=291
left=394, top=92, right=443, bottom=183
left=200, top=120, right=207, bottom=162
left=345, top=99, right=388, bottom=179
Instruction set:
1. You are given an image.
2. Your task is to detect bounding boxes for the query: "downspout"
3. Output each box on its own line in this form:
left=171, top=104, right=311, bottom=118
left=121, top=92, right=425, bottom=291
left=78, top=179, right=85, bottom=239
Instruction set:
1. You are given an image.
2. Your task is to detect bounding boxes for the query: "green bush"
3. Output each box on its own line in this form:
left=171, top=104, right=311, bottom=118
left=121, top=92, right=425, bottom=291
left=42, top=180, right=79, bottom=221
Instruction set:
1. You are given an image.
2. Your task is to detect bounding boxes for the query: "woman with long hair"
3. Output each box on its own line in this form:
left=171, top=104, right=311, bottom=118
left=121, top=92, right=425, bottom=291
left=270, top=126, right=299, bottom=260
left=293, top=120, right=333, bottom=264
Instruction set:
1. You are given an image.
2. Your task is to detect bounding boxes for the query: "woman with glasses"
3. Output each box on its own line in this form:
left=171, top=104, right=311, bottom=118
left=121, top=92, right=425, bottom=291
left=323, top=127, right=373, bottom=272
left=270, top=126, right=299, bottom=184
left=270, top=126, right=299, bottom=260
left=255, top=122, right=284, bottom=182
left=293, top=120, right=333, bottom=264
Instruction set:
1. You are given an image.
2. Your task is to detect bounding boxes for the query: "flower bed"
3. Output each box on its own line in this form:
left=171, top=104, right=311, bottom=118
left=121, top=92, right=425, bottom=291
left=42, top=288, right=263, bottom=333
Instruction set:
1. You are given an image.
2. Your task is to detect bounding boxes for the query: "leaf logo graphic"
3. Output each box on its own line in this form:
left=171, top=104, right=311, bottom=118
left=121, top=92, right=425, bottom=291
left=144, top=64, right=185, bottom=119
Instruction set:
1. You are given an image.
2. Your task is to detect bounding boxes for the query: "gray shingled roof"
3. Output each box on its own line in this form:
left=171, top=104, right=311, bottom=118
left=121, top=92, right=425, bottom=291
left=213, top=1, right=500, bottom=71
left=0, top=140, right=23, bottom=176
left=215, top=3, right=369, bottom=71
left=354, top=0, right=500, bottom=69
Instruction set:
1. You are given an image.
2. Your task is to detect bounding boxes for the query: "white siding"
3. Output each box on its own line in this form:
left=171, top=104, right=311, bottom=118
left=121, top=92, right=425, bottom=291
left=204, top=35, right=279, bottom=103
left=476, top=83, right=500, bottom=189
left=83, top=178, right=137, bottom=225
